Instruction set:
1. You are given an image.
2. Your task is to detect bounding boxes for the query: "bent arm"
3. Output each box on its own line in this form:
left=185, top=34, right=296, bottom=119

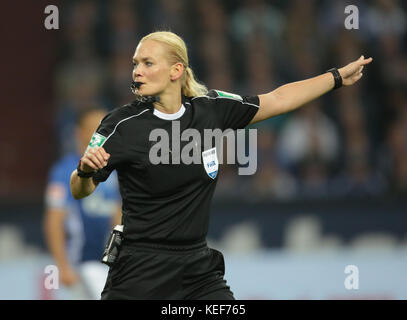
left=250, top=55, right=373, bottom=124
left=70, top=170, right=98, bottom=199
left=70, top=146, right=110, bottom=199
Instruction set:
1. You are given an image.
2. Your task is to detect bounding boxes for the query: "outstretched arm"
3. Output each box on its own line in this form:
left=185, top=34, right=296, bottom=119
left=250, top=55, right=373, bottom=124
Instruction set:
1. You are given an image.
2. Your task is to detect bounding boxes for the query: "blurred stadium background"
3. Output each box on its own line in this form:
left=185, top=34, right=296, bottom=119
left=1, top=0, right=406, bottom=299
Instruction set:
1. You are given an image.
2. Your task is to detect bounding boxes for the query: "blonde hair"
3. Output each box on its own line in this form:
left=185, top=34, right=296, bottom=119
left=140, top=31, right=208, bottom=97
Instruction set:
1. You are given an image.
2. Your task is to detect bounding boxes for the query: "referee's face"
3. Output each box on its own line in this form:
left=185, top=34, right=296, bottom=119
left=132, top=40, right=174, bottom=97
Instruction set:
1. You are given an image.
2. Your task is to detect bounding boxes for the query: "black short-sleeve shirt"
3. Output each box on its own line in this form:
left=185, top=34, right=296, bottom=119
left=91, top=89, right=259, bottom=244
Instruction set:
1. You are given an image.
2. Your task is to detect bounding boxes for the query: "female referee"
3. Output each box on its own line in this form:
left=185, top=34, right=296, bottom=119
left=70, top=31, right=372, bottom=300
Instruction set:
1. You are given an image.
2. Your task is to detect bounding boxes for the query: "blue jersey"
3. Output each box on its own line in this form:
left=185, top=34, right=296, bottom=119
left=45, top=153, right=121, bottom=265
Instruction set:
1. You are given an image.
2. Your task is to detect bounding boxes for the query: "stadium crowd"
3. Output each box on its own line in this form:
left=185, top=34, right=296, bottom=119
left=53, top=0, right=407, bottom=200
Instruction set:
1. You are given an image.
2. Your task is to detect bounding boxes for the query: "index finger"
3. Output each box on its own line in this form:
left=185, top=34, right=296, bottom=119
left=360, top=57, right=373, bottom=65
left=99, top=147, right=110, bottom=160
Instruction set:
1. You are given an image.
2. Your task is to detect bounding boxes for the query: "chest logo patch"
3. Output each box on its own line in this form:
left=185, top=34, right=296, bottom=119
left=202, top=147, right=219, bottom=179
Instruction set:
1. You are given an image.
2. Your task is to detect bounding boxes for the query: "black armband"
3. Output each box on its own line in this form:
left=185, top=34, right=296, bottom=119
left=76, top=160, right=96, bottom=178
left=327, top=67, right=343, bottom=90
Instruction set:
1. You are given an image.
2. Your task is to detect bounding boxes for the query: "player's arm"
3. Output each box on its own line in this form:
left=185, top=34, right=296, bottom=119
left=43, top=208, right=79, bottom=286
left=70, top=146, right=110, bottom=199
left=111, top=205, right=122, bottom=228
left=250, top=55, right=373, bottom=124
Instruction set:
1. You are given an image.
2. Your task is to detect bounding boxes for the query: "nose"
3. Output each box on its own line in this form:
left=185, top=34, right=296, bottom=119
left=132, top=68, right=141, bottom=80
left=132, top=64, right=143, bottom=80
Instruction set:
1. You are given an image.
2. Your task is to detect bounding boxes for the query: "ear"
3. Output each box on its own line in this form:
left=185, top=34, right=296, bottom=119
left=170, top=62, right=184, bottom=81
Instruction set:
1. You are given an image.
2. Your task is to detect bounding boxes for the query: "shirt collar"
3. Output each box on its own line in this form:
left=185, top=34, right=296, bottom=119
left=153, top=104, right=186, bottom=120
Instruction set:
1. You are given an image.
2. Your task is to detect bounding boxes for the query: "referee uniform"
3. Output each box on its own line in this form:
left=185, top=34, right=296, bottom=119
left=93, top=89, right=259, bottom=299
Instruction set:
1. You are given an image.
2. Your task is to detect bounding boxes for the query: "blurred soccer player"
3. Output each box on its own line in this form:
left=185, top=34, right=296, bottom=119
left=44, top=107, right=122, bottom=299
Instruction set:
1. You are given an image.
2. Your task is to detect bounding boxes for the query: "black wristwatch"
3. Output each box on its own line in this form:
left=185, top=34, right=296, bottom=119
left=76, top=160, right=96, bottom=178
left=327, top=67, right=343, bottom=90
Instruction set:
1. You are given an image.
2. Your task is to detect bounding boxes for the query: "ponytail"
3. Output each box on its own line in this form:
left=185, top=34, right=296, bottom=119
left=183, top=67, right=208, bottom=97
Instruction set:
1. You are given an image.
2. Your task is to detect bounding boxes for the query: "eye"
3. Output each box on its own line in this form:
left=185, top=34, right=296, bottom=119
left=145, top=61, right=153, bottom=67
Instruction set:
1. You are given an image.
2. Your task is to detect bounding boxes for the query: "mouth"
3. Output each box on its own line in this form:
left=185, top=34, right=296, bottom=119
left=137, top=83, right=146, bottom=92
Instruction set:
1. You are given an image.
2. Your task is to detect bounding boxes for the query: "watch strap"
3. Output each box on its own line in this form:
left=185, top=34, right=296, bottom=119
left=76, top=160, right=96, bottom=178
left=327, top=67, right=343, bottom=90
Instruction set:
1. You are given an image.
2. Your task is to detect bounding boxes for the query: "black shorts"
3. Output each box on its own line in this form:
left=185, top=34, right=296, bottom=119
left=100, top=240, right=235, bottom=300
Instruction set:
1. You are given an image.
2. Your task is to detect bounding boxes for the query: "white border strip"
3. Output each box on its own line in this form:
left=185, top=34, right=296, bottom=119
left=191, top=95, right=259, bottom=109
left=101, top=109, right=150, bottom=146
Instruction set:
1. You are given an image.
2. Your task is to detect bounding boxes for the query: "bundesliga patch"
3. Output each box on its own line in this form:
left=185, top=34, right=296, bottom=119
left=202, top=147, right=219, bottom=179
left=214, top=90, right=243, bottom=101
left=86, top=132, right=106, bottom=152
